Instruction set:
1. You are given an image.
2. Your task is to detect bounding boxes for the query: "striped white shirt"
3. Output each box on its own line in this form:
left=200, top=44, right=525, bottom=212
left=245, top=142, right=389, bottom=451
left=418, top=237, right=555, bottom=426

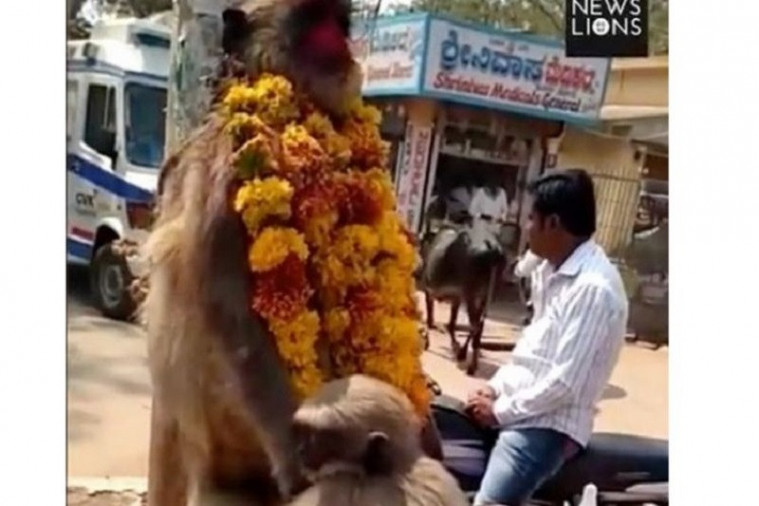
left=488, top=239, right=628, bottom=447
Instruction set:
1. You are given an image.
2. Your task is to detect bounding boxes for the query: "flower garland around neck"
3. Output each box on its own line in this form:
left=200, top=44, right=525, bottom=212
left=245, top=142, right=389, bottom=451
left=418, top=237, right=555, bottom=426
left=221, top=74, right=430, bottom=416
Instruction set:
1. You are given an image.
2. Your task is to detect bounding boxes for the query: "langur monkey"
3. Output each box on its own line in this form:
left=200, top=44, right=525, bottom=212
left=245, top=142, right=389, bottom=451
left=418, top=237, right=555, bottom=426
left=289, top=375, right=469, bottom=506
left=145, top=1, right=363, bottom=505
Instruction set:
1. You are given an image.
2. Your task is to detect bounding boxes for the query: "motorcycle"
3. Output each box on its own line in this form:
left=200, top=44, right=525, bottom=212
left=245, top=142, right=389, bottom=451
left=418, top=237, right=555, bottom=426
left=427, top=387, right=669, bottom=506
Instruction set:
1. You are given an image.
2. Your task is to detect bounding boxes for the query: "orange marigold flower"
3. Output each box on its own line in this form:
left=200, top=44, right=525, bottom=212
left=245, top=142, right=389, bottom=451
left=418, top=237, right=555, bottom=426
left=280, top=124, right=328, bottom=186
left=292, top=180, right=341, bottom=248
left=334, top=172, right=384, bottom=226
left=345, top=288, right=384, bottom=321
left=341, top=118, right=389, bottom=170
left=252, top=255, right=312, bottom=321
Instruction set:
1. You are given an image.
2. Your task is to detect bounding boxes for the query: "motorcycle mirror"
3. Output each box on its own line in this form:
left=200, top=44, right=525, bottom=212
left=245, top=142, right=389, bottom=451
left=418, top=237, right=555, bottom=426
left=576, top=483, right=598, bottom=506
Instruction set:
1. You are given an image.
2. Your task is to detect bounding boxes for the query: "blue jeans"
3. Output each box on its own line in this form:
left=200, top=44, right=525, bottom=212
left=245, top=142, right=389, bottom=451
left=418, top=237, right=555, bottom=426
left=473, top=428, right=579, bottom=506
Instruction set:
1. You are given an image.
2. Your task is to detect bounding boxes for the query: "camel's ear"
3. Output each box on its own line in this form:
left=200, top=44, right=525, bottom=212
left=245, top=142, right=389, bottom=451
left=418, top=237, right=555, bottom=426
left=222, top=8, right=250, bottom=56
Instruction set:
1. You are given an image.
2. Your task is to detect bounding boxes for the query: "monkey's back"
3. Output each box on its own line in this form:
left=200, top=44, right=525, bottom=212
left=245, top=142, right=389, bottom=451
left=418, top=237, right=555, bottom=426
left=145, top=116, right=285, bottom=504
left=288, top=457, right=468, bottom=506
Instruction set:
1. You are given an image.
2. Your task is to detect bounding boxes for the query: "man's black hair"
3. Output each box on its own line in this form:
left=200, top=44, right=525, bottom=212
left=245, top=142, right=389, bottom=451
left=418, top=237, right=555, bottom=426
left=527, top=168, right=597, bottom=239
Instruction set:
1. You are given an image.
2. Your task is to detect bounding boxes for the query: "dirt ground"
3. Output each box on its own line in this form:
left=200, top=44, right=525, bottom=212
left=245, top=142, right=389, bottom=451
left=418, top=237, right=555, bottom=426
left=67, top=488, right=145, bottom=506
left=67, top=268, right=668, bottom=481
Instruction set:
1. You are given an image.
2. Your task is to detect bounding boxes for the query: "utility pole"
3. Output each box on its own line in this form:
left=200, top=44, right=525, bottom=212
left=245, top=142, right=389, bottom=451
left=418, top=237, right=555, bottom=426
left=164, top=0, right=232, bottom=153
left=127, top=0, right=232, bottom=314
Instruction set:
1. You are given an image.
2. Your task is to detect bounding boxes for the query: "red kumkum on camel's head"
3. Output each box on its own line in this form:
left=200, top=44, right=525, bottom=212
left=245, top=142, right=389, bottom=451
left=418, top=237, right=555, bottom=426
left=222, top=0, right=362, bottom=116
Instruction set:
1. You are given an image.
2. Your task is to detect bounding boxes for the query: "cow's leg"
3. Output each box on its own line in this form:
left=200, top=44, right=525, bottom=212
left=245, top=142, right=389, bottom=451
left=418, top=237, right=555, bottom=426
left=466, top=298, right=486, bottom=376
left=448, top=298, right=463, bottom=358
left=466, top=268, right=497, bottom=375
left=425, top=290, right=436, bottom=329
left=462, top=292, right=486, bottom=375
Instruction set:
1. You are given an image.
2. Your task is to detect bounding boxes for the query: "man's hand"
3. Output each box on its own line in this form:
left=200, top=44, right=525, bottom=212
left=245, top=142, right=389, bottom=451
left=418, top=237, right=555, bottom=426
left=466, top=396, right=499, bottom=428
left=467, top=385, right=496, bottom=404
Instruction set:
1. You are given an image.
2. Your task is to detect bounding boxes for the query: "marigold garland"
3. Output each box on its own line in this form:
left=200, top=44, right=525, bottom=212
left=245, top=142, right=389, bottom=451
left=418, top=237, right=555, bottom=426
left=223, top=74, right=429, bottom=415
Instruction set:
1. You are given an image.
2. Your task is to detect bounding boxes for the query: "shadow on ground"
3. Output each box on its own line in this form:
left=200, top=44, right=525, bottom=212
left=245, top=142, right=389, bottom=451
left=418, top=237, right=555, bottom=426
left=67, top=265, right=152, bottom=443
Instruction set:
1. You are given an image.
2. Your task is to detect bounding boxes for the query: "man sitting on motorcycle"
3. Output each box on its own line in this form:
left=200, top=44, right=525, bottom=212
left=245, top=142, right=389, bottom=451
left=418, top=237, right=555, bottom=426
left=465, top=169, right=629, bottom=506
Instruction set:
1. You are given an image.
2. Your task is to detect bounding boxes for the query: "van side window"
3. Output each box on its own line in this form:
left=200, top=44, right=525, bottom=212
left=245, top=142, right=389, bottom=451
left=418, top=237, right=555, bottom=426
left=84, top=84, right=117, bottom=160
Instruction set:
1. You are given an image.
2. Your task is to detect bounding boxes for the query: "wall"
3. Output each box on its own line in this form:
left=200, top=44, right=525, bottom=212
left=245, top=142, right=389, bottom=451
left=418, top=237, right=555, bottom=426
left=558, top=128, right=642, bottom=255
left=604, top=56, right=668, bottom=108
left=394, top=98, right=438, bottom=233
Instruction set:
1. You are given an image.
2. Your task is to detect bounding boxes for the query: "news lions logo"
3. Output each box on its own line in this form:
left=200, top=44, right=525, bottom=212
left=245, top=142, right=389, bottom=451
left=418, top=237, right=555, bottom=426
left=565, top=0, right=649, bottom=57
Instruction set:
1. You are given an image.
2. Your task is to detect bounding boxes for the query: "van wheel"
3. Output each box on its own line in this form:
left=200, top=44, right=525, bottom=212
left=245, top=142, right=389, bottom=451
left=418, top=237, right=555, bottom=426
left=90, top=242, right=136, bottom=321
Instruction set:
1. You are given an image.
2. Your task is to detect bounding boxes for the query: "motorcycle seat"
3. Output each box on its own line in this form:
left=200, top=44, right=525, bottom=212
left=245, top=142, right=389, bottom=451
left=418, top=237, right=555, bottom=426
left=431, top=396, right=668, bottom=500
left=539, top=433, right=669, bottom=499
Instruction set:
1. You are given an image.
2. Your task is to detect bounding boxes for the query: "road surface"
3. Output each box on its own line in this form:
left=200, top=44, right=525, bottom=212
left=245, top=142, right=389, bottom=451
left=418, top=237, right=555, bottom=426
left=67, top=267, right=668, bottom=479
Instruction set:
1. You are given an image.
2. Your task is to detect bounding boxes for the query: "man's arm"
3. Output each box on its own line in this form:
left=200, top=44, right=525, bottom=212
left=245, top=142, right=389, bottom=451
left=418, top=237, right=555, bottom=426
left=514, top=251, right=542, bottom=278
left=490, top=283, right=618, bottom=425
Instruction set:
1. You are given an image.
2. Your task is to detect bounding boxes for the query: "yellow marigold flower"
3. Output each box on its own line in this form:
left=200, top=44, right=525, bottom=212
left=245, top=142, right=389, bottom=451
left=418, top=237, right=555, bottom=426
left=376, top=260, right=416, bottom=312
left=314, top=253, right=377, bottom=305
left=256, top=73, right=295, bottom=99
left=233, top=134, right=279, bottom=179
left=323, top=308, right=351, bottom=344
left=222, top=84, right=260, bottom=114
left=223, top=75, right=298, bottom=127
left=381, top=315, right=420, bottom=348
left=290, top=365, right=324, bottom=399
left=234, top=177, right=294, bottom=234
left=348, top=99, right=383, bottom=126
left=303, top=112, right=334, bottom=137
left=376, top=212, right=417, bottom=270
left=333, top=225, right=380, bottom=263
left=302, top=212, right=338, bottom=250
left=364, top=168, right=397, bottom=210
left=224, top=113, right=269, bottom=146
left=249, top=227, right=309, bottom=272
left=303, top=112, right=352, bottom=169
left=269, top=310, right=320, bottom=366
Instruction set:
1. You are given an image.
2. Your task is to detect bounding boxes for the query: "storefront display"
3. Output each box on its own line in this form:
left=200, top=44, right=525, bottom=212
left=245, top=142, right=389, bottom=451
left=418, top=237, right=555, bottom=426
left=350, top=13, right=611, bottom=241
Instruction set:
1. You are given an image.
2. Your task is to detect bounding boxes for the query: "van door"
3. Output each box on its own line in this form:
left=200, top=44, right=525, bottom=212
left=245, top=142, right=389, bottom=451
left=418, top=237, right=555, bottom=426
left=67, top=77, right=91, bottom=263
left=68, top=75, right=121, bottom=261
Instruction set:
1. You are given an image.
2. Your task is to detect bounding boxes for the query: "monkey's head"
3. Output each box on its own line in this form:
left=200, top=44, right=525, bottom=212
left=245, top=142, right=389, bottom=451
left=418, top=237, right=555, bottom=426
left=222, top=0, right=362, bottom=117
left=292, top=375, right=423, bottom=478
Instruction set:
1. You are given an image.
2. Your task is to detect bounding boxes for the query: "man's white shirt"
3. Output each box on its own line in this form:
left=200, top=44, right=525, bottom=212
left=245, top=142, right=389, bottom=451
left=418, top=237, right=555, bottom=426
left=487, top=240, right=629, bottom=446
left=470, top=187, right=509, bottom=222
left=447, top=186, right=473, bottom=217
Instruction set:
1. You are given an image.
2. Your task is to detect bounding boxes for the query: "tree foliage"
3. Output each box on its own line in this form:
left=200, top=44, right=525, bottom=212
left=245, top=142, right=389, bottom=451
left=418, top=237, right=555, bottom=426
left=67, top=0, right=172, bottom=39
left=391, top=0, right=668, bottom=54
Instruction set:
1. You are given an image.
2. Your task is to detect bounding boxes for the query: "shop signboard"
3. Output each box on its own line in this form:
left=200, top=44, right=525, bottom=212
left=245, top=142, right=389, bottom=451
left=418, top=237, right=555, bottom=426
left=421, top=17, right=612, bottom=123
left=395, top=122, right=433, bottom=232
left=350, top=14, right=426, bottom=95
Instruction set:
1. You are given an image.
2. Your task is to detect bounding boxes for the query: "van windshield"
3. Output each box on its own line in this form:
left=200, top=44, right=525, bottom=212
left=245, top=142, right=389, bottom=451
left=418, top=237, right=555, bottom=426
left=124, top=83, right=167, bottom=169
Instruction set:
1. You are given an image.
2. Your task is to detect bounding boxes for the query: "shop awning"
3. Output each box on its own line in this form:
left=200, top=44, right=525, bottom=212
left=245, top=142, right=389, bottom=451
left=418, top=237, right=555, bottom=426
left=600, top=105, right=669, bottom=121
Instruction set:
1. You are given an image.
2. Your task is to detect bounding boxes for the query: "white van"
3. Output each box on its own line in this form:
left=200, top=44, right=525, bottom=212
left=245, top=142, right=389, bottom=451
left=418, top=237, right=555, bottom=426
left=67, top=17, right=169, bottom=319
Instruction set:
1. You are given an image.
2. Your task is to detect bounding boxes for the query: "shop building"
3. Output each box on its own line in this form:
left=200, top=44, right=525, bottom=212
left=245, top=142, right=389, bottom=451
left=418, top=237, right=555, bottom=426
left=350, top=12, right=612, bottom=251
left=558, top=56, right=668, bottom=254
